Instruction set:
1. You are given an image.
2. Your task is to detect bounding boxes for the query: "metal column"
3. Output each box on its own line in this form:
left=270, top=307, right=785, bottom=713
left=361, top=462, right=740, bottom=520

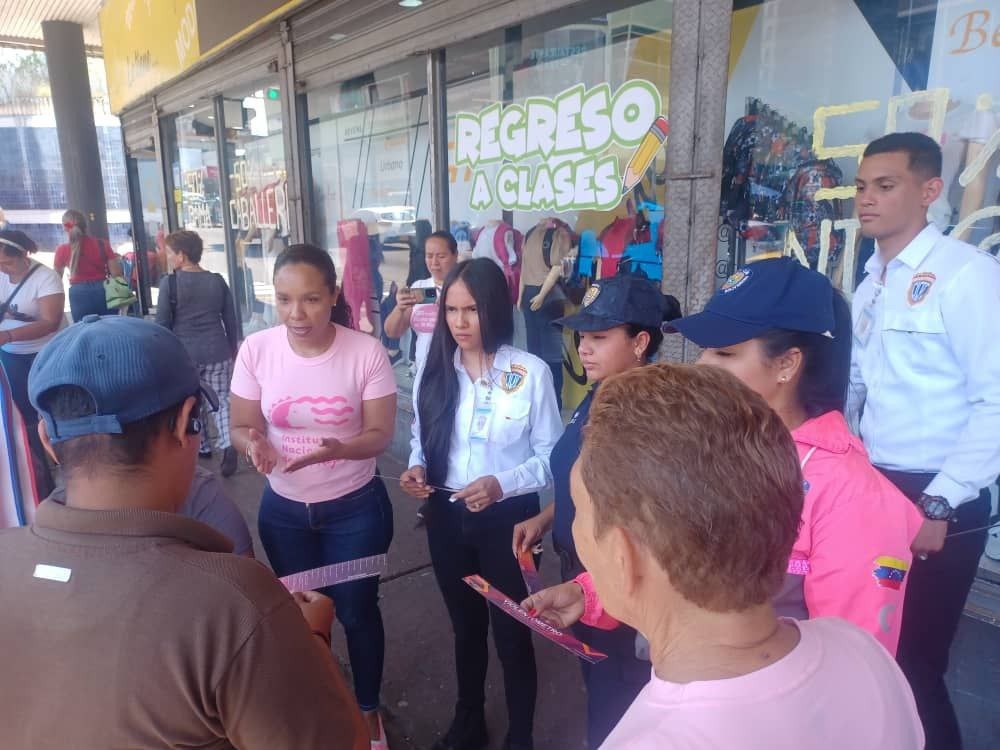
left=41, top=21, right=109, bottom=239
left=661, top=0, right=733, bottom=362
left=427, top=49, right=450, bottom=231
left=213, top=95, right=245, bottom=338
left=279, top=21, right=306, bottom=244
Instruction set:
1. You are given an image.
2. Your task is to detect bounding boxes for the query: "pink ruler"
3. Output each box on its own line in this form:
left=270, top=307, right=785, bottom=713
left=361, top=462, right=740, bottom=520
left=280, top=553, right=388, bottom=593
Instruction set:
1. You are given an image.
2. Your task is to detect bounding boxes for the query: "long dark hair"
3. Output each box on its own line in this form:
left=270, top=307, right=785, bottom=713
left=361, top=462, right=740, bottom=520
left=417, top=258, right=514, bottom=486
left=273, top=243, right=353, bottom=328
left=758, top=291, right=852, bottom=419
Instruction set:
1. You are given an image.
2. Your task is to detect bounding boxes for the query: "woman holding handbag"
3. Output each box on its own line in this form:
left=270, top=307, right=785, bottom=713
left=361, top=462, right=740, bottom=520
left=53, top=209, right=125, bottom=321
left=156, top=230, right=240, bottom=476
left=0, top=228, right=65, bottom=498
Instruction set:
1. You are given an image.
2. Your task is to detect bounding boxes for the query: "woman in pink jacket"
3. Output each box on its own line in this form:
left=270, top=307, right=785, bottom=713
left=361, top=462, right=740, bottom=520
left=528, top=258, right=924, bottom=655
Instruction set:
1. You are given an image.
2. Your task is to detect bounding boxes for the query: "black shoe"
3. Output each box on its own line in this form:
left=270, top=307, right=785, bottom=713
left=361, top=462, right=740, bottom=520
left=503, top=737, right=533, bottom=750
left=431, top=706, right=488, bottom=750
left=220, top=446, right=238, bottom=477
left=198, top=448, right=213, bottom=459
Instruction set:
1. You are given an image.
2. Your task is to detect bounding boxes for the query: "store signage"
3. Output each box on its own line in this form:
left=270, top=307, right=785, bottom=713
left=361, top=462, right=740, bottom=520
left=100, top=0, right=311, bottom=113
left=228, top=159, right=290, bottom=235
left=454, top=80, right=664, bottom=212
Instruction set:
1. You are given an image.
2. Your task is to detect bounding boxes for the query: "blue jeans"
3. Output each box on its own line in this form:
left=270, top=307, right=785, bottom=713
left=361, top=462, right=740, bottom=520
left=68, top=280, right=113, bottom=321
left=258, top=476, right=394, bottom=711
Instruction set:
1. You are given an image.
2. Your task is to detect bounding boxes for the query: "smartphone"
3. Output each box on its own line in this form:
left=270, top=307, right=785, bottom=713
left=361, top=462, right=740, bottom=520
left=411, top=287, right=438, bottom=304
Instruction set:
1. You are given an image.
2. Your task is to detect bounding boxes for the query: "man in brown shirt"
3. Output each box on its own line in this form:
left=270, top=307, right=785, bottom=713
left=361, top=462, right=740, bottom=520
left=0, top=315, right=366, bottom=749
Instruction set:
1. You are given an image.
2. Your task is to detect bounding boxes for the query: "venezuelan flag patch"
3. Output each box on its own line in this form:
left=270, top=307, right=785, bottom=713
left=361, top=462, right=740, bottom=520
left=872, top=556, right=909, bottom=590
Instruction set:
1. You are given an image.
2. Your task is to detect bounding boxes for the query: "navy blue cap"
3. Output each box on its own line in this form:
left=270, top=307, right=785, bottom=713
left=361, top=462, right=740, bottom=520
left=555, top=273, right=666, bottom=331
left=669, top=258, right=835, bottom=348
left=29, top=315, right=219, bottom=444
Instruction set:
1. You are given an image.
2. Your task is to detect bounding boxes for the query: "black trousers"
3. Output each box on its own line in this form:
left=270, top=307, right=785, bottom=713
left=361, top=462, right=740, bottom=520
left=424, top=489, right=539, bottom=745
left=877, top=468, right=991, bottom=750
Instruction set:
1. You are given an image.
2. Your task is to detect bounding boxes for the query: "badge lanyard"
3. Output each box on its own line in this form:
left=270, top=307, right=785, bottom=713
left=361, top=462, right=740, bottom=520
left=469, top=364, right=497, bottom=442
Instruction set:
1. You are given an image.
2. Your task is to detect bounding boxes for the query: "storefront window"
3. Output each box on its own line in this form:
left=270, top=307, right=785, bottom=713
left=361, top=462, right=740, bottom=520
left=446, top=0, right=673, bottom=406
left=307, top=60, right=430, bottom=329
left=163, top=104, right=230, bottom=284
left=719, top=0, right=1000, bottom=290
left=221, top=80, right=288, bottom=332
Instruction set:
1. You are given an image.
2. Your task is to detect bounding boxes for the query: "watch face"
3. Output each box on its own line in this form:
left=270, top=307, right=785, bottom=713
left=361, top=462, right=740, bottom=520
left=921, top=495, right=951, bottom=520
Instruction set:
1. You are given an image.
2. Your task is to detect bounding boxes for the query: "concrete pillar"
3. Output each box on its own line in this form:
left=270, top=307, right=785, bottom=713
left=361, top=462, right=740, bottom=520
left=41, top=20, right=109, bottom=240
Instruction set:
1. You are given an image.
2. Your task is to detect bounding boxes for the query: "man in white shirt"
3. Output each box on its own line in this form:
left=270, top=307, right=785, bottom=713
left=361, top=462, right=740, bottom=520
left=847, top=132, right=1000, bottom=750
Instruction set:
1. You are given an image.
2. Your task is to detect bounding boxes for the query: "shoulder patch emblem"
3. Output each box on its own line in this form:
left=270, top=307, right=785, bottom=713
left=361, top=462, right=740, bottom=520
left=906, top=272, right=936, bottom=306
left=500, top=363, right=528, bottom=393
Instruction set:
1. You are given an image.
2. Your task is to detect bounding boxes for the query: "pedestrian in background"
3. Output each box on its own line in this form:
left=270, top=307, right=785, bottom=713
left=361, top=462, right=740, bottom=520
left=53, top=209, right=124, bottom=321
left=157, top=230, right=240, bottom=476
left=0, top=228, right=64, bottom=499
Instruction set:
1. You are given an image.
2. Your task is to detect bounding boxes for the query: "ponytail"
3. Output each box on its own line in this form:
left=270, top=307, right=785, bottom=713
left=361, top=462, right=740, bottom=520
left=62, top=209, right=88, bottom=275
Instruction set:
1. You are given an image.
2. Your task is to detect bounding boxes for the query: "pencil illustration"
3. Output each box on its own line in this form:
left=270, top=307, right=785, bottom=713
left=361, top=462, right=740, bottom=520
left=621, top=115, right=668, bottom=194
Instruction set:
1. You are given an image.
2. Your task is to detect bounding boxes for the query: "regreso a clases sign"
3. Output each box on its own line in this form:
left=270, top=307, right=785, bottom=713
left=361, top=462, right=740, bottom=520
left=454, top=80, right=666, bottom=212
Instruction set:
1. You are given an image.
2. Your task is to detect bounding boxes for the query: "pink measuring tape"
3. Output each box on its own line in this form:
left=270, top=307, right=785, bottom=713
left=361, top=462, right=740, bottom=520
left=279, top=553, right=388, bottom=593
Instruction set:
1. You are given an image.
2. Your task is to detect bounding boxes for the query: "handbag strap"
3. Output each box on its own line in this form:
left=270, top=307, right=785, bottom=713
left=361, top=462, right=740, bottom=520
left=1, top=262, right=41, bottom=313
left=168, top=272, right=178, bottom=320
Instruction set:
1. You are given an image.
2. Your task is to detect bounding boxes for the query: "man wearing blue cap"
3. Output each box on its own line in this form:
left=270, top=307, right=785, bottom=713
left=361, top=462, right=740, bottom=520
left=0, top=315, right=366, bottom=749
left=849, top=132, right=1000, bottom=749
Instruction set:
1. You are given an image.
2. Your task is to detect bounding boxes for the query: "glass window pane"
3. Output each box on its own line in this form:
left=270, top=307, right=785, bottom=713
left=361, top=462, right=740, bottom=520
left=308, top=58, right=431, bottom=334
left=222, top=80, right=288, bottom=332
left=720, top=0, right=1000, bottom=290
left=166, top=104, right=230, bottom=285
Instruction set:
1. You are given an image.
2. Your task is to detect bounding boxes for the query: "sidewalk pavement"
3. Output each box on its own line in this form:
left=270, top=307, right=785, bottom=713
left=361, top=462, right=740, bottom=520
left=215, top=452, right=587, bottom=750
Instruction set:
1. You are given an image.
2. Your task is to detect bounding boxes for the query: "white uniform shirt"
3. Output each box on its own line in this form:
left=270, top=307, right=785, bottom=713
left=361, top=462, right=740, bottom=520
left=409, top=344, right=563, bottom=497
left=847, top=223, right=1000, bottom=508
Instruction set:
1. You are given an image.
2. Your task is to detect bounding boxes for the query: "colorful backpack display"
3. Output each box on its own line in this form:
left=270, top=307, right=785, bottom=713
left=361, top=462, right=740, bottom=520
left=780, top=158, right=845, bottom=269
left=473, top=222, right=522, bottom=305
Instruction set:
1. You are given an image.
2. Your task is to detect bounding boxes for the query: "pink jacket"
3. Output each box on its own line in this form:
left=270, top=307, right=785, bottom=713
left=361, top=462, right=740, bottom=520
left=578, top=412, right=924, bottom=654
left=789, top=411, right=923, bottom=654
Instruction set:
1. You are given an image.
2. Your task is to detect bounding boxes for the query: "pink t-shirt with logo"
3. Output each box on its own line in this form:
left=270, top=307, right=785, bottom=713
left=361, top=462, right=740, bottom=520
left=601, top=618, right=924, bottom=750
left=231, top=323, right=397, bottom=502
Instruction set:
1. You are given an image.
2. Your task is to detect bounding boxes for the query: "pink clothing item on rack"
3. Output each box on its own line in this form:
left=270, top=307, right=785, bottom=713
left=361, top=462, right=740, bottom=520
left=600, top=618, right=924, bottom=749
left=790, top=411, right=924, bottom=655
left=338, top=219, right=372, bottom=330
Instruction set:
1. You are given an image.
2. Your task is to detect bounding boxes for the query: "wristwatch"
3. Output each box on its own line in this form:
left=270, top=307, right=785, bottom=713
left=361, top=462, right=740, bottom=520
left=916, top=493, right=953, bottom=522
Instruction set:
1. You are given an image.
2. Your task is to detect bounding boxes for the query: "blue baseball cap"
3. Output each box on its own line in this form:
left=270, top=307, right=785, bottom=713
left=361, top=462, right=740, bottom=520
left=668, top=258, right=835, bottom=348
left=554, top=273, right=668, bottom=331
left=29, top=315, right=219, bottom=443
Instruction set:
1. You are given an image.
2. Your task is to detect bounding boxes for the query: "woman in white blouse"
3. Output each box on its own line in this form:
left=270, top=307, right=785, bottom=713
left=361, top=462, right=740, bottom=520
left=401, top=257, right=562, bottom=750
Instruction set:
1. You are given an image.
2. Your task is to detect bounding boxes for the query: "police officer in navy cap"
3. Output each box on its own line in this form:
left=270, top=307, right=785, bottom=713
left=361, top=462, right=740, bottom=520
left=512, top=273, right=680, bottom=749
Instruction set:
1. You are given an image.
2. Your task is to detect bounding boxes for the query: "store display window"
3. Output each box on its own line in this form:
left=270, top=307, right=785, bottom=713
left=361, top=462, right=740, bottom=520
left=719, top=0, right=999, bottom=290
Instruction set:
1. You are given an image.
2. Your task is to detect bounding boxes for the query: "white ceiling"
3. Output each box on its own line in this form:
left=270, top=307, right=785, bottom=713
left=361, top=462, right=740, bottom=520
left=0, top=0, right=104, bottom=52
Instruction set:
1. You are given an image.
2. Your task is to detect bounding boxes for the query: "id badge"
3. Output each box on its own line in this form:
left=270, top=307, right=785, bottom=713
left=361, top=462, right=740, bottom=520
left=854, top=306, right=874, bottom=348
left=470, top=403, right=494, bottom=441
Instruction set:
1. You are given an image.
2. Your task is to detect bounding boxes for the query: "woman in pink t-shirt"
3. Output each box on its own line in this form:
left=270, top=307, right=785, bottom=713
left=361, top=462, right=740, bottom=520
left=528, top=365, right=923, bottom=749
left=230, top=243, right=397, bottom=749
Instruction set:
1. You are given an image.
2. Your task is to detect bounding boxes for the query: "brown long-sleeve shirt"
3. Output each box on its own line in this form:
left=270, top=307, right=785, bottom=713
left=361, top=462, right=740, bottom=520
left=0, top=500, right=365, bottom=749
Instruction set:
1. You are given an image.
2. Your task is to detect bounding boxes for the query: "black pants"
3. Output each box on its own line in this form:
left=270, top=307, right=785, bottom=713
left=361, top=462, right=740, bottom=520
left=424, top=489, right=539, bottom=745
left=877, top=468, right=991, bottom=750
left=0, top=349, right=54, bottom=500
